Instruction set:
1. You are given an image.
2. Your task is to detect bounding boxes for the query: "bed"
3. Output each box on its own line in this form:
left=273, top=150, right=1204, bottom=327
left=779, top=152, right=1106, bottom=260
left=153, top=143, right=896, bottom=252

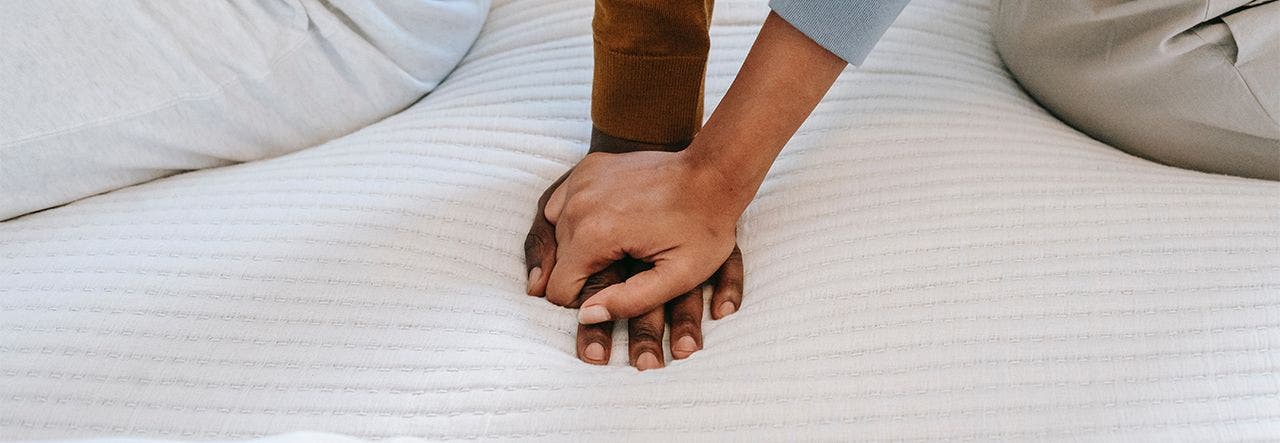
left=3, top=0, right=1279, bottom=440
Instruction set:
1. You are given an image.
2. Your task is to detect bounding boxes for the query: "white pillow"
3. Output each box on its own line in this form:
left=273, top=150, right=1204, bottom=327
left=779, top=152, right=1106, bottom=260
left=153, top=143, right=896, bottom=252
left=0, top=0, right=488, bottom=221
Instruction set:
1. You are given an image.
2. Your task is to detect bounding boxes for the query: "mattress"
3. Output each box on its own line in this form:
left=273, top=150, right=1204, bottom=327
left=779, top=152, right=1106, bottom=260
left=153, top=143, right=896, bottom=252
left=3, top=0, right=1279, bottom=440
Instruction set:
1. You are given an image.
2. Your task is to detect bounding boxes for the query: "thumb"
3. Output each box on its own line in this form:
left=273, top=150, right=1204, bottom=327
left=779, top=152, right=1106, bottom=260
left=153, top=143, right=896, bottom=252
left=577, top=258, right=708, bottom=324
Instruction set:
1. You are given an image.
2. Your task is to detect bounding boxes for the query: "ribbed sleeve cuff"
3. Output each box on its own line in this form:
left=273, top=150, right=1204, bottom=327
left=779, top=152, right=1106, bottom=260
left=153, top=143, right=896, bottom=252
left=591, top=45, right=706, bottom=145
left=768, top=0, right=910, bottom=65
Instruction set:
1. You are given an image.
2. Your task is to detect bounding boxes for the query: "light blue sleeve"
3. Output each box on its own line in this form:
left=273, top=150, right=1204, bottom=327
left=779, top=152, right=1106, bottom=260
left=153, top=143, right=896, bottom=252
left=768, top=0, right=911, bottom=65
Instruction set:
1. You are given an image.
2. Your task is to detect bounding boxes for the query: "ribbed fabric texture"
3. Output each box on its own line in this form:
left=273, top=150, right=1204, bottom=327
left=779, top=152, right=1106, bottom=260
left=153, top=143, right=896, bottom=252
left=591, top=0, right=713, bottom=145
left=3, top=0, right=1280, bottom=440
left=768, top=0, right=910, bottom=64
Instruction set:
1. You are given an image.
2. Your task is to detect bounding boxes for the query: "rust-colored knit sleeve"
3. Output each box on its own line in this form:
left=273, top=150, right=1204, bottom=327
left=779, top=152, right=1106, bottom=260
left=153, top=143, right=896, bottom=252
left=592, top=0, right=714, bottom=145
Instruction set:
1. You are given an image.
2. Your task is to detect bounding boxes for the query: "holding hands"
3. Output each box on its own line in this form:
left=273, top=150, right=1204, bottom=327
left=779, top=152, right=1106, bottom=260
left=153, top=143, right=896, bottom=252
left=543, top=149, right=741, bottom=323
left=524, top=131, right=744, bottom=369
left=523, top=11, right=847, bottom=369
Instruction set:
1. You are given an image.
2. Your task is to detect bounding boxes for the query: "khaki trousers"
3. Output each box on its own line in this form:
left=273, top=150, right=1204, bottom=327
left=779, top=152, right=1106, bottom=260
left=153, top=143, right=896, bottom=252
left=995, top=0, right=1279, bottom=180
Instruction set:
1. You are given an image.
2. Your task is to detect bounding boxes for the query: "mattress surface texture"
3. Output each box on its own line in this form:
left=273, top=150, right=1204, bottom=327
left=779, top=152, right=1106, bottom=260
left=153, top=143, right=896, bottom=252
left=3, top=0, right=1280, bottom=440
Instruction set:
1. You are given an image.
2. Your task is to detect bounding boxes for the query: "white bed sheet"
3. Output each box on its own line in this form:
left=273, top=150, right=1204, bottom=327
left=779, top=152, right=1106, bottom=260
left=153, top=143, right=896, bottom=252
left=3, top=0, right=1279, bottom=440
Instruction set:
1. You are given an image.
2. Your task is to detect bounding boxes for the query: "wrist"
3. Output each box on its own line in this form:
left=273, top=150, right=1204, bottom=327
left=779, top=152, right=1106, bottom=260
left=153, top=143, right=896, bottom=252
left=677, top=140, right=763, bottom=217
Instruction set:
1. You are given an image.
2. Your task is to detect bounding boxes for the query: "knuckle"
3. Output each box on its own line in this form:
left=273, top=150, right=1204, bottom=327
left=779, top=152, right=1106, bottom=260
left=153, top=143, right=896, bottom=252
left=629, top=322, right=663, bottom=343
left=583, top=265, right=626, bottom=293
left=539, top=183, right=561, bottom=205
left=578, top=217, right=616, bottom=240
left=580, top=274, right=611, bottom=296
left=719, top=270, right=744, bottom=288
left=548, top=291, right=576, bottom=307
left=713, top=286, right=743, bottom=304
left=523, top=232, right=546, bottom=257
left=571, top=265, right=627, bottom=308
left=725, top=248, right=744, bottom=268
left=546, top=280, right=577, bottom=306
left=728, top=276, right=743, bottom=287
left=666, top=293, right=702, bottom=324
left=578, top=324, right=611, bottom=342
left=668, top=308, right=699, bottom=327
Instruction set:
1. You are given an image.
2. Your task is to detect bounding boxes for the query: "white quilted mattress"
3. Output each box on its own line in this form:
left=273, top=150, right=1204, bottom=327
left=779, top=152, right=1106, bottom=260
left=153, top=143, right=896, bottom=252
left=3, top=0, right=1280, bottom=440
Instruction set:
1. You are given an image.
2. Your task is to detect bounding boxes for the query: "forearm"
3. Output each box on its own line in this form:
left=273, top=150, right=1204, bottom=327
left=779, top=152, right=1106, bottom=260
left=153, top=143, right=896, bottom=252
left=682, top=12, right=847, bottom=215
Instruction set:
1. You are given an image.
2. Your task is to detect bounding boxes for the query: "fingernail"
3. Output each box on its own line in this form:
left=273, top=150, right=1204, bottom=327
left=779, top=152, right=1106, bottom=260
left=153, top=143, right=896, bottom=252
left=526, top=267, right=541, bottom=294
left=636, top=352, right=661, bottom=371
left=715, top=301, right=737, bottom=318
left=672, top=335, right=698, bottom=359
left=579, top=305, right=610, bottom=324
left=584, top=342, right=606, bottom=362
